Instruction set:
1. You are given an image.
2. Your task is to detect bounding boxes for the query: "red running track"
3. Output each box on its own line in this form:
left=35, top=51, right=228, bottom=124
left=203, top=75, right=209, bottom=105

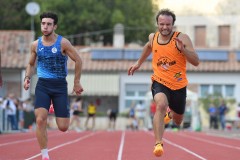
left=0, top=129, right=239, bottom=160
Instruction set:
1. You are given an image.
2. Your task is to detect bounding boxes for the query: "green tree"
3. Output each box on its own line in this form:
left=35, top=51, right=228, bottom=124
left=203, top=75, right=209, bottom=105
left=0, top=0, right=31, bottom=29
left=1, top=0, right=158, bottom=45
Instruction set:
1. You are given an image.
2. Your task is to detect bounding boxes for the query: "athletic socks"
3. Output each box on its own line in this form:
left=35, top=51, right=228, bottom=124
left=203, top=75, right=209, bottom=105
left=41, top=148, right=49, bottom=160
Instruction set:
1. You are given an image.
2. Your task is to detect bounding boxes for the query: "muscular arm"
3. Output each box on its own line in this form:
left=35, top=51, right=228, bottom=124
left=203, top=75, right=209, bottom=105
left=24, top=41, right=37, bottom=90
left=25, top=42, right=37, bottom=78
left=175, top=33, right=199, bottom=66
left=128, top=33, right=154, bottom=75
left=62, top=38, right=83, bottom=94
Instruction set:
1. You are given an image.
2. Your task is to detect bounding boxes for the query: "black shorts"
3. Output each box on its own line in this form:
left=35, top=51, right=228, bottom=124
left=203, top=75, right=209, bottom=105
left=73, top=110, right=80, bottom=115
left=151, top=81, right=186, bottom=114
left=88, top=113, right=95, bottom=117
left=109, top=112, right=117, bottom=121
left=35, top=78, right=69, bottom=118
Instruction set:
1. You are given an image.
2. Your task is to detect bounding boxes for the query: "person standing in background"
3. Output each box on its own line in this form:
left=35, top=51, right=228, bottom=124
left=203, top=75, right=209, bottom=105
left=70, top=97, right=83, bottom=132
left=107, top=106, right=118, bottom=131
left=23, top=12, right=83, bottom=160
left=85, top=101, right=96, bottom=130
left=2, top=93, right=18, bottom=130
left=150, top=100, right=156, bottom=125
left=208, top=103, right=218, bottom=129
left=218, top=100, right=228, bottom=130
left=135, top=101, right=146, bottom=130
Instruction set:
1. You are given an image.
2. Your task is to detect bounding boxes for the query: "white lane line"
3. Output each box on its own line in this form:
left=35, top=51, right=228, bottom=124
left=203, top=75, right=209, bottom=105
left=178, top=133, right=240, bottom=150
left=163, top=138, right=207, bottom=160
left=0, top=132, right=63, bottom=147
left=25, top=132, right=99, bottom=160
left=146, top=131, right=207, bottom=160
left=117, top=131, right=125, bottom=160
left=0, top=137, right=36, bottom=147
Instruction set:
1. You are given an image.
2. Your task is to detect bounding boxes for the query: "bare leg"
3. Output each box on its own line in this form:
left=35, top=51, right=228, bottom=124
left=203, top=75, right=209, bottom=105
left=85, top=117, right=89, bottom=129
left=153, top=93, right=168, bottom=144
left=35, top=108, right=49, bottom=150
left=171, top=111, right=183, bottom=126
left=55, top=117, right=70, bottom=132
left=92, top=116, right=95, bottom=130
left=70, top=116, right=78, bottom=129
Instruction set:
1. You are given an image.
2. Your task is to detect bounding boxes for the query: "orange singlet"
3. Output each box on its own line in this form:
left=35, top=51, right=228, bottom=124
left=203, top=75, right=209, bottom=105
left=151, top=31, right=188, bottom=90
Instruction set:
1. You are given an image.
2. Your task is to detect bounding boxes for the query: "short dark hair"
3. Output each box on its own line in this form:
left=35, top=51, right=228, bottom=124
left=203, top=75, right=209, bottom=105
left=155, top=9, right=176, bottom=25
left=40, top=12, right=58, bottom=25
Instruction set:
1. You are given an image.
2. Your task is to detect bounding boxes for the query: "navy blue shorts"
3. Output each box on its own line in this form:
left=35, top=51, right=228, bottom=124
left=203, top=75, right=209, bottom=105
left=35, top=78, right=69, bottom=118
left=151, top=81, right=186, bottom=114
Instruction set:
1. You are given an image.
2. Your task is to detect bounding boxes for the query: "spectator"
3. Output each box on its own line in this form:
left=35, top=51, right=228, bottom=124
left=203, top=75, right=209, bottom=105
left=47, top=101, right=55, bottom=129
left=218, top=100, right=228, bottom=130
left=84, top=101, right=96, bottom=130
left=22, top=98, right=35, bottom=129
left=16, top=99, right=25, bottom=131
left=107, top=106, right=118, bottom=131
left=2, top=93, right=18, bottom=130
left=150, top=100, right=156, bottom=124
left=135, top=101, right=146, bottom=130
left=127, top=104, right=138, bottom=130
left=70, top=97, right=83, bottom=132
left=208, top=103, right=218, bottom=129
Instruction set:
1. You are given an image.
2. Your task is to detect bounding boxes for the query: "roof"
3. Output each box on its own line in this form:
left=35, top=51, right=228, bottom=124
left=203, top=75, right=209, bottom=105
left=1, top=31, right=240, bottom=72
left=68, top=47, right=240, bottom=73
left=0, top=30, right=33, bottom=69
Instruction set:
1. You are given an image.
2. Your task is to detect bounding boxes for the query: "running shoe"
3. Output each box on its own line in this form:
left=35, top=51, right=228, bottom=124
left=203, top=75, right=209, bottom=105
left=153, top=142, right=164, bottom=157
left=164, top=107, right=172, bottom=124
left=42, top=157, right=50, bottom=160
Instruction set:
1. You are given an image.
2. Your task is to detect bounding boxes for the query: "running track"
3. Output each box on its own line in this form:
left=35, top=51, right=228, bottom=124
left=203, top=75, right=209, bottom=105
left=0, top=129, right=239, bottom=160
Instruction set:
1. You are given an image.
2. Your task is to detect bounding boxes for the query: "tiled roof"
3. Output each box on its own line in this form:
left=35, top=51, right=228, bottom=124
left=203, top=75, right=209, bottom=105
left=68, top=47, right=240, bottom=72
left=0, top=30, right=33, bottom=69
left=0, top=30, right=33, bottom=55
left=1, top=31, right=240, bottom=72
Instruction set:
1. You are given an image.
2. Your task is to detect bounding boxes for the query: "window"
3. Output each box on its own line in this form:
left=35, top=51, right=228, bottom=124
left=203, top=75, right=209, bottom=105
left=213, top=85, right=222, bottom=96
left=195, top=26, right=206, bottom=47
left=126, top=91, right=135, bottom=96
left=200, top=85, right=209, bottom=97
left=225, top=85, right=234, bottom=97
left=200, top=84, right=235, bottom=98
left=218, top=25, right=230, bottom=46
left=125, top=83, right=149, bottom=108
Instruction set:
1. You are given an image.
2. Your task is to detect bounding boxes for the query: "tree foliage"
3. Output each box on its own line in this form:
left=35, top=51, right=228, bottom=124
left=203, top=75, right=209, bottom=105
left=0, top=0, right=31, bottom=30
left=0, top=0, right=158, bottom=46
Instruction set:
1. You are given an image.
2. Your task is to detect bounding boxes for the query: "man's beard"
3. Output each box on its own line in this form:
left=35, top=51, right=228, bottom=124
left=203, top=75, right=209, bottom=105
left=160, top=29, right=172, bottom=37
left=43, top=31, right=53, bottom=37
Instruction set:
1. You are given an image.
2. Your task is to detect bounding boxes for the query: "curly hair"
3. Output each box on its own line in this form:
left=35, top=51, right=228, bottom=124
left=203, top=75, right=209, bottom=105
left=40, top=12, right=58, bottom=25
left=155, top=8, right=176, bottom=25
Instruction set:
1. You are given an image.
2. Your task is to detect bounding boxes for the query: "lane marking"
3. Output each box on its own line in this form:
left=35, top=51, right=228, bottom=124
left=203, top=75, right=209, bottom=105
left=25, top=132, right=99, bottom=160
left=0, top=132, right=63, bottom=147
left=178, top=133, right=240, bottom=150
left=0, top=137, right=36, bottom=147
left=205, top=132, right=240, bottom=141
left=117, top=131, right=125, bottom=160
left=146, top=131, right=207, bottom=160
left=163, top=138, right=207, bottom=160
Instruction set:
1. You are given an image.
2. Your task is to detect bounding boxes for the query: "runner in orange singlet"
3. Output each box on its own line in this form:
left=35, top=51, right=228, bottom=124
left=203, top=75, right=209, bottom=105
left=128, top=8, right=199, bottom=157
